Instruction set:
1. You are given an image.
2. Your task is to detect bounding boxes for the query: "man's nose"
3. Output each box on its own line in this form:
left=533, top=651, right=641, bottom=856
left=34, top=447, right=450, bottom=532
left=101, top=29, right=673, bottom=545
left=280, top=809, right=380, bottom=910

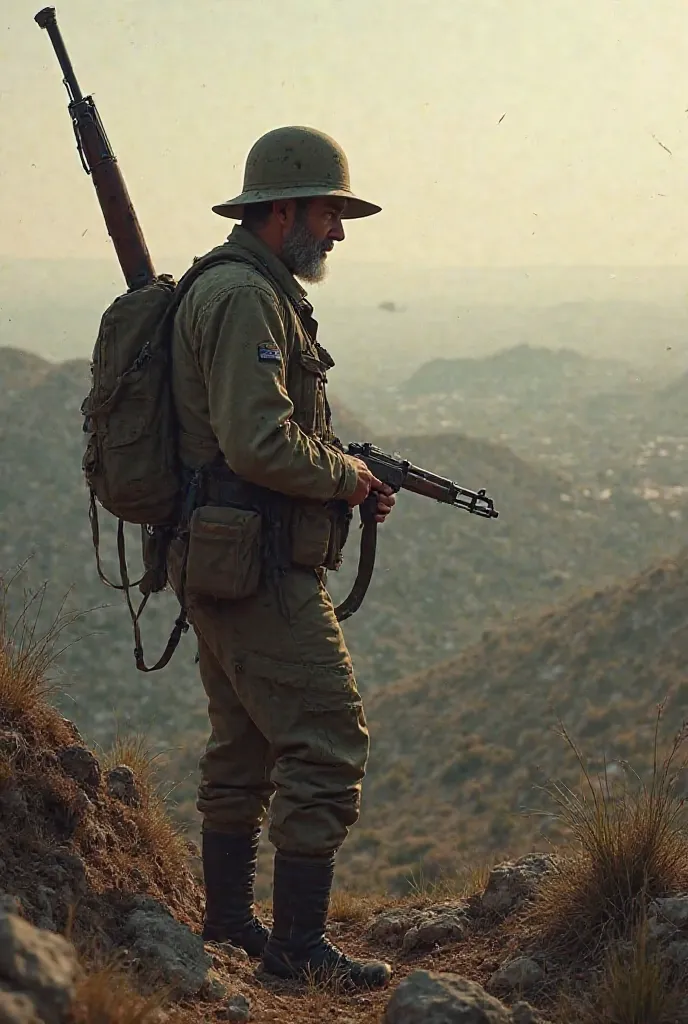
left=330, top=218, right=345, bottom=242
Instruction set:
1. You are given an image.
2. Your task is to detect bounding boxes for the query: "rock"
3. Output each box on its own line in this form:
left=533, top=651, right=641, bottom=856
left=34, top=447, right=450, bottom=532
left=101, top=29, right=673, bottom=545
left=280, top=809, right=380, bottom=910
left=368, top=903, right=468, bottom=951
left=647, top=915, right=673, bottom=942
left=384, top=969, right=511, bottom=1023
left=652, top=896, right=688, bottom=930
left=123, top=896, right=212, bottom=998
left=367, top=908, right=428, bottom=948
left=402, top=909, right=468, bottom=952
left=105, top=765, right=142, bottom=807
left=0, top=986, right=41, bottom=1024
left=0, top=786, right=28, bottom=821
left=0, top=911, right=80, bottom=1023
left=481, top=855, right=558, bottom=916
left=45, top=852, right=88, bottom=901
left=223, top=993, right=252, bottom=1021
left=31, top=887, right=56, bottom=931
left=200, top=968, right=227, bottom=1002
left=72, top=790, right=93, bottom=818
left=57, top=746, right=101, bottom=790
left=0, top=896, right=21, bottom=918
left=487, top=957, right=544, bottom=995
left=207, top=941, right=250, bottom=962
left=662, top=940, right=688, bottom=966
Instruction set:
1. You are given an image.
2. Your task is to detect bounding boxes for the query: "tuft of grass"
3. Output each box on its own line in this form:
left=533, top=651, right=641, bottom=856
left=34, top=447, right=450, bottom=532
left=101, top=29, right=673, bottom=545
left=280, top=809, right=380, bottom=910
left=528, top=707, right=688, bottom=953
left=70, top=960, right=169, bottom=1024
left=329, top=889, right=378, bottom=924
left=406, top=861, right=491, bottom=904
left=102, top=732, right=190, bottom=884
left=560, top=917, right=688, bottom=1024
left=0, top=569, right=82, bottom=715
left=302, top=961, right=346, bottom=1006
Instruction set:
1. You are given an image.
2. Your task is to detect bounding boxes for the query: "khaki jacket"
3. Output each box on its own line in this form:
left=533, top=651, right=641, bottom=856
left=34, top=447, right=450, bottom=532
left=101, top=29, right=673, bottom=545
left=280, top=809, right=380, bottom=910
left=170, top=225, right=358, bottom=566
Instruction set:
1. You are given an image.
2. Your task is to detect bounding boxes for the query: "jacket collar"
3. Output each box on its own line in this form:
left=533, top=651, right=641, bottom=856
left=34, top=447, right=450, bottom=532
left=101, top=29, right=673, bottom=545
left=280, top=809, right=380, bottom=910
left=224, top=224, right=307, bottom=308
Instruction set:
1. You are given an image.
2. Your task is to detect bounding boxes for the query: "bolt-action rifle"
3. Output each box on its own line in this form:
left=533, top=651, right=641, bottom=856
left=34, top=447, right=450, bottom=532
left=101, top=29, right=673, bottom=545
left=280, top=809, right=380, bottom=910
left=34, top=6, right=155, bottom=291
left=35, top=7, right=501, bottom=627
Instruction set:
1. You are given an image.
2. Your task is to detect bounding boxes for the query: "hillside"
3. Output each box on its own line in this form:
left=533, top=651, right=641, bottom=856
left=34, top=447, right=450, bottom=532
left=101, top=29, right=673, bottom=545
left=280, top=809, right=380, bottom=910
left=4, top=345, right=684, bottom=757
left=339, top=549, right=688, bottom=893
left=4, top=580, right=688, bottom=1023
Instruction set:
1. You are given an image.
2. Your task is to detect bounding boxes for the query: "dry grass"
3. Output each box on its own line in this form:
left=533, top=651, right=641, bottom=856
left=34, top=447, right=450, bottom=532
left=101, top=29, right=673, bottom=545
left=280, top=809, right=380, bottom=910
left=406, top=861, right=491, bottom=904
left=528, top=707, right=688, bottom=954
left=0, top=569, right=82, bottom=715
left=69, top=959, right=169, bottom=1024
left=558, top=917, right=688, bottom=1024
left=102, top=732, right=191, bottom=884
left=329, top=890, right=383, bottom=924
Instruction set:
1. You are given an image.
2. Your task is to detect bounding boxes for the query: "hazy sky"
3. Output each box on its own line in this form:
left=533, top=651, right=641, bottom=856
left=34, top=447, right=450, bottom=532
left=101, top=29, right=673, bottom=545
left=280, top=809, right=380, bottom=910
left=3, top=0, right=688, bottom=269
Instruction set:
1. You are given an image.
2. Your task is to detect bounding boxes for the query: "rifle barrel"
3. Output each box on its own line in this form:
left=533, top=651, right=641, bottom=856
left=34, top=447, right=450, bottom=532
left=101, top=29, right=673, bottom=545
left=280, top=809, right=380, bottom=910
left=34, top=8, right=83, bottom=103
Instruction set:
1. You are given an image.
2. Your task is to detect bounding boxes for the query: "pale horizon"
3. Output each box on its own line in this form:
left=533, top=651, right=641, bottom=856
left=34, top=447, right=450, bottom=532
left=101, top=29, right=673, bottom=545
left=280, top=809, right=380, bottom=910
left=3, top=0, right=688, bottom=271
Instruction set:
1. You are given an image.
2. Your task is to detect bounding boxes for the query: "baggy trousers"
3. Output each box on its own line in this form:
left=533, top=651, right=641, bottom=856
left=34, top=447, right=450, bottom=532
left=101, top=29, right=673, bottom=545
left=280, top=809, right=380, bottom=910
left=186, top=568, right=369, bottom=857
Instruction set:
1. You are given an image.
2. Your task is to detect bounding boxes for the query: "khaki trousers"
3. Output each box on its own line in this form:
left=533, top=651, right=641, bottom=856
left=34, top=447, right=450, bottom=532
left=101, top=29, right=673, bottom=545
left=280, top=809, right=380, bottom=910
left=186, top=568, right=369, bottom=857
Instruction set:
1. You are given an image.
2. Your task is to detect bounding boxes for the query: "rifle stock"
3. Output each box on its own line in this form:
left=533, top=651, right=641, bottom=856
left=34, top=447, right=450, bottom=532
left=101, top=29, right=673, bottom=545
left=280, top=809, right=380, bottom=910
left=35, top=7, right=155, bottom=291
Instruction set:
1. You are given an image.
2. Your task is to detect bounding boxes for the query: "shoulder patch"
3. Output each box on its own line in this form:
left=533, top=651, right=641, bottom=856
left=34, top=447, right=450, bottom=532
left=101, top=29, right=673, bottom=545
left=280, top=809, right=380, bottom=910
left=257, top=341, right=282, bottom=364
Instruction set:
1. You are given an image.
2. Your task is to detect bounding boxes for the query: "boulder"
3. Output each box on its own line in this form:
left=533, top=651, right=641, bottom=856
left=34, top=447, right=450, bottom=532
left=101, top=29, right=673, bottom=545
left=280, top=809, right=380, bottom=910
left=223, top=993, right=252, bottom=1021
left=402, top=909, right=468, bottom=952
left=487, top=957, right=544, bottom=995
left=384, top=970, right=511, bottom=1023
left=651, top=896, right=688, bottom=930
left=368, top=902, right=468, bottom=951
left=123, top=896, right=212, bottom=999
left=481, top=855, right=557, bottom=916
left=105, top=765, right=142, bottom=808
left=0, top=911, right=80, bottom=1023
left=57, top=746, right=101, bottom=790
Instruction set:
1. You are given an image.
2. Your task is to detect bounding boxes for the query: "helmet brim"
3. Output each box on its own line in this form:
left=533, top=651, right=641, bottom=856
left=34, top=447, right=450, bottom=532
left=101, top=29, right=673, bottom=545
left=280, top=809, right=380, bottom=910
left=212, top=185, right=381, bottom=220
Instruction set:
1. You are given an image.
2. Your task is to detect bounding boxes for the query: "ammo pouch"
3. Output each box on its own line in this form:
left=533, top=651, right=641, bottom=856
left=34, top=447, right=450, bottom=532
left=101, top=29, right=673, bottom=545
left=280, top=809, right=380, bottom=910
left=185, top=504, right=263, bottom=601
left=188, top=461, right=353, bottom=585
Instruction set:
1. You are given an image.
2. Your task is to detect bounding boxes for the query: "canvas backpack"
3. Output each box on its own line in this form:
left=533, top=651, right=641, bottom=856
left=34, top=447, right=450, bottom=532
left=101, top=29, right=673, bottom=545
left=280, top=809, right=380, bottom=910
left=80, top=251, right=242, bottom=673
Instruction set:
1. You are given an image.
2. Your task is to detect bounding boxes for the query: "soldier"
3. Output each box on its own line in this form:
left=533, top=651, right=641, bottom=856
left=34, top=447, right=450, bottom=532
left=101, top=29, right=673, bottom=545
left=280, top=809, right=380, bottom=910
left=169, top=126, right=395, bottom=989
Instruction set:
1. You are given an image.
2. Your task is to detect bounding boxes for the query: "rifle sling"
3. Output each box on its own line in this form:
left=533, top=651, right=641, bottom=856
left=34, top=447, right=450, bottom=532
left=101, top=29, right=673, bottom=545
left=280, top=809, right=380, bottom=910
left=334, top=496, right=378, bottom=622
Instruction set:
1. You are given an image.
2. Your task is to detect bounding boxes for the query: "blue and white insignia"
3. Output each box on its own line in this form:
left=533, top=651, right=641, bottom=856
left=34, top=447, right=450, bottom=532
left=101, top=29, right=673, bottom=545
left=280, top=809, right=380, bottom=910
left=257, top=342, right=282, bottom=364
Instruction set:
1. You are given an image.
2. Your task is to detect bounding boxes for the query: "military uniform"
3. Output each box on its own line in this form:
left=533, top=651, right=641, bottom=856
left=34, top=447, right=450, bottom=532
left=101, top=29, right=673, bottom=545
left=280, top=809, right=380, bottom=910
left=169, top=125, right=391, bottom=990
left=170, top=224, right=368, bottom=856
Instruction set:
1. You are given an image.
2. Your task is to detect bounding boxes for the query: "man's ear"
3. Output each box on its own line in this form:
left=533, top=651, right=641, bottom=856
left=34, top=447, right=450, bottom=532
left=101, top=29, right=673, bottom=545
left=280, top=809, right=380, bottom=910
left=273, top=199, right=296, bottom=228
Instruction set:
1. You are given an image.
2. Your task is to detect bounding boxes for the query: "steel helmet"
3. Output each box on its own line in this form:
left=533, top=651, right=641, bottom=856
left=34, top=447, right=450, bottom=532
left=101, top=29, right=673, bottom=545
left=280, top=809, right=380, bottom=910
left=212, top=125, right=381, bottom=220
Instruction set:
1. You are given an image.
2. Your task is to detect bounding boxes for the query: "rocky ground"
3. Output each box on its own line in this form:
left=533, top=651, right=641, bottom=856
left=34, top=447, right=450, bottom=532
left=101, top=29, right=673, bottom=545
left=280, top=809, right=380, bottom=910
left=3, top=577, right=688, bottom=1022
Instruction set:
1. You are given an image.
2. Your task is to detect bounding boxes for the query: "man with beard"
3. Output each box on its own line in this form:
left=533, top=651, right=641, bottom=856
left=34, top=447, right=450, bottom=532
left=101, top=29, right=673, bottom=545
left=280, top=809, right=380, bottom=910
left=169, top=126, right=394, bottom=990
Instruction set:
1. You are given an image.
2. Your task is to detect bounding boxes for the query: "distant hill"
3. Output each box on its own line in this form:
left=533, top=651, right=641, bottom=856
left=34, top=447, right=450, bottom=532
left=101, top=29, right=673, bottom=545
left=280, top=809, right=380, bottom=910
left=3, top=344, right=688, bottom=861
left=401, top=343, right=635, bottom=399
left=339, top=550, right=688, bottom=892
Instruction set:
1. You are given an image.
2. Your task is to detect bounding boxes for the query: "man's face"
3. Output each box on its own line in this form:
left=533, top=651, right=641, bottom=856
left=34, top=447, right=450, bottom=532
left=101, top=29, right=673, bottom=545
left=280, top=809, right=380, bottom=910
left=281, top=198, right=346, bottom=283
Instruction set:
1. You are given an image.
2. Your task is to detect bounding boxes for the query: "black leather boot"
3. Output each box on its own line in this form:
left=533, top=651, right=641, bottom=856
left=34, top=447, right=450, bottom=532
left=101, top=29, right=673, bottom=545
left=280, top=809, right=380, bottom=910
left=201, top=828, right=270, bottom=957
left=261, top=851, right=391, bottom=989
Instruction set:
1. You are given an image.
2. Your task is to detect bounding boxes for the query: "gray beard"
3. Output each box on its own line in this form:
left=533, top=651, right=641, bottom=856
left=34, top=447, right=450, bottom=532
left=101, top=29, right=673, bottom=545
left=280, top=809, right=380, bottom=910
left=281, top=215, right=331, bottom=283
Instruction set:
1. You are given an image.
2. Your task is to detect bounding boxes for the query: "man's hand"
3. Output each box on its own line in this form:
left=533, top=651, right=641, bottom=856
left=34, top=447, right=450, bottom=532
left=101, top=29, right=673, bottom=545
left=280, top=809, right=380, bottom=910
left=371, top=482, right=396, bottom=524
left=347, top=457, right=381, bottom=507
left=347, top=458, right=396, bottom=524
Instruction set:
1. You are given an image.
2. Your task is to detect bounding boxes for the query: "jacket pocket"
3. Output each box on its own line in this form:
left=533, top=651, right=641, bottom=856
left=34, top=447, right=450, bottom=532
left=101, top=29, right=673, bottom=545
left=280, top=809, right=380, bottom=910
left=185, top=504, right=262, bottom=601
left=295, top=350, right=328, bottom=435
